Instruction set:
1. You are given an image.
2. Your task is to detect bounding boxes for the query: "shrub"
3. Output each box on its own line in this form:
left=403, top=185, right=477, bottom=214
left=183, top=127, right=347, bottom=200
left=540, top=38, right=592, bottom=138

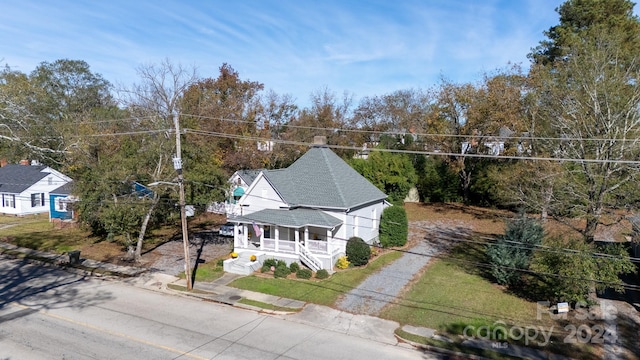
left=289, top=262, right=300, bottom=273
left=276, top=260, right=288, bottom=268
left=315, top=269, right=329, bottom=279
left=346, top=237, right=370, bottom=266
left=263, top=258, right=277, bottom=268
left=379, top=206, right=408, bottom=248
left=274, top=264, right=291, bottom=278
left=369, top=246, right=379, bottom=258
left=261, top=264, right=272, bottom=273
left=296, top=268, right=312, bottom=279
left=335, top=256, right=350, bottom=269
left=487, top=212, right=544, bottom=286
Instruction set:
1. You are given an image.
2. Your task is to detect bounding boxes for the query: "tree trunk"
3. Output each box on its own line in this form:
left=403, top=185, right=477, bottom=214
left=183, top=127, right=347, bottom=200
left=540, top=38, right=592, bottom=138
left=584, top=215, right=598, bottom=244
left=460, top=169, right=472, bottom=204
left=540, top=185, right=553, bottom=220
left=135, top=193, right=160, bottom=262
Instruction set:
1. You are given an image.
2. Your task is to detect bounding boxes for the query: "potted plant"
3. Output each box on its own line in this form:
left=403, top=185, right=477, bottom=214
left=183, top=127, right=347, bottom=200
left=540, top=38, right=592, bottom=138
left=230, top=252, right=238, bottom=259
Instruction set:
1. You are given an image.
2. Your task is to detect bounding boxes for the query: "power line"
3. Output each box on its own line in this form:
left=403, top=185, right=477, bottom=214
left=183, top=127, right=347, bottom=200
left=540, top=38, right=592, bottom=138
left=182, top=129, right=640, bottom=165
left=7, top=111, right=640, bottom=144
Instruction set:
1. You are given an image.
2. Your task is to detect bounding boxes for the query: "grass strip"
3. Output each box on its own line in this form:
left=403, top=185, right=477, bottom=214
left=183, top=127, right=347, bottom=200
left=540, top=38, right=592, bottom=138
left=237, top=298, right=300, bottom=312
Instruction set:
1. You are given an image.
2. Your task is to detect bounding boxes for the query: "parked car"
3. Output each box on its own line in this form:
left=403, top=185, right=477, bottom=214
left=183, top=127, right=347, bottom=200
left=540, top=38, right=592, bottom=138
left=219, top=223, right=234, bottom=237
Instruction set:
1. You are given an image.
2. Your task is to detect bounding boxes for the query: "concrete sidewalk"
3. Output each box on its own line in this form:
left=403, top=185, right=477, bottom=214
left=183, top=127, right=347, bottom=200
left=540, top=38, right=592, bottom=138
left=171, top=273, right=307, bottom=312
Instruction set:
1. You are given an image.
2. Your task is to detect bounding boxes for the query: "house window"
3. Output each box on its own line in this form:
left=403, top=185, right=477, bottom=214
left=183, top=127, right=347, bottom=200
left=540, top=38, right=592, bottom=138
left=264, top=225, right=271, bottom=239
left=2, top=194, right=15, bottom=208
left=31, top=193, right=45, bottom=207
left=372, top=208, right=377, bottom=230
left=55, top=197, right=68, bottom=211
left=48, top=177, right=53, bottom=185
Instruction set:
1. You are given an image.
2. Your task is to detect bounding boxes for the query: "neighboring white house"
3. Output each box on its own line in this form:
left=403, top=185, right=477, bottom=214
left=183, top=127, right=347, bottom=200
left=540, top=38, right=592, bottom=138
left=208, top=169, right=262, bottom=217
left=224, top=137, right=390, bottom=275
left=0, top=162, right=73, bottom=216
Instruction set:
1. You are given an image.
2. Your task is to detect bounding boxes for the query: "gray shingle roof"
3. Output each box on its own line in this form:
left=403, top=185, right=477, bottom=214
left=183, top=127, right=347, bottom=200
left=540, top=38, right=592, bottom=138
left=51, top=181, right=74, bottom=195
left=0, top=164, right=49, bottom=193
left=233, top=208, right=342, bottom=228
left=237, top=169, right=262, bottom=185
left=262, top=146, right=387, bottom=209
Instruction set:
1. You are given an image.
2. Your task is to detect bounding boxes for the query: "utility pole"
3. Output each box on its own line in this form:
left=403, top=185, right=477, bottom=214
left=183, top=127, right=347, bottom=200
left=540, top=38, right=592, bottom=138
left=173, top=112, right=192, bottom=290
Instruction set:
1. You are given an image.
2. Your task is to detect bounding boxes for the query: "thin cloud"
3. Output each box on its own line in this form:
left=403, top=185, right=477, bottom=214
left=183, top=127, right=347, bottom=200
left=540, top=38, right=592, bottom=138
left=0, top=0, right=565, bottom=105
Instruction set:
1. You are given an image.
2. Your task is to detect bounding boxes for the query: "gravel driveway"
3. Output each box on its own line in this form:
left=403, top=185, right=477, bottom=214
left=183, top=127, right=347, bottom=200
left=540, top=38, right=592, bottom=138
left=143, top=232, right=233, bottom=276
left=335, top=222, right=469, bottom=316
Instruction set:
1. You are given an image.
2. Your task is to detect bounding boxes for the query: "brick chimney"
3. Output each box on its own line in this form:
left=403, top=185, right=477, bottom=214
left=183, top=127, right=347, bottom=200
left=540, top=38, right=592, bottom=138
left=0, top=159, right=7, bottom=167
left=19, top=159, right=29, bottom=165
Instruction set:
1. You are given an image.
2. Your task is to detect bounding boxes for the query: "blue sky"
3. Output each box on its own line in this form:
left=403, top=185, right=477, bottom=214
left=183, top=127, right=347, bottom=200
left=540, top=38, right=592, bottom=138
left=1, top=1, right=566, bottom=106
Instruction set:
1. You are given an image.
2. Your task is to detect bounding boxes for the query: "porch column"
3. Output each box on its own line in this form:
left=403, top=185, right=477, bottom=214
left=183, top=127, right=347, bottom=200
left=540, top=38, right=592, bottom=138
left=242, top=224, right=248, bottom=248
left=294, top=229, right=300, bottom=254
left=304, top=227, right=309, bottom=246
left=274, top=226, right=279, bottom=252
left=259, top=225, right=264, bottom=249
left=233, top=224, right=239, bottom=248
left=326, top=228, right=332, bottom=254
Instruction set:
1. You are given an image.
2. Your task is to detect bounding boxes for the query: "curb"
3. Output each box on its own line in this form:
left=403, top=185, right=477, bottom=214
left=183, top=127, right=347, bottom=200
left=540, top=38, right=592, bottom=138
left=164, top=282, right=304, bottom=315
left=394, top=334, right=490, bottom=360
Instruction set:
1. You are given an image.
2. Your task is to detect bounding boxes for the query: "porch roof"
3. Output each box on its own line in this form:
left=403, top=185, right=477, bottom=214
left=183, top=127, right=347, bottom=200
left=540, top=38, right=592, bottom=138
left=232, top=208, right=342, bottom=229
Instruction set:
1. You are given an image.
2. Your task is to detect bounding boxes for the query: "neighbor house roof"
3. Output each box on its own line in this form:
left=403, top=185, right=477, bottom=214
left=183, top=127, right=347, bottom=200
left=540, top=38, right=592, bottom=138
left=233, top=208, right=343, bottom=229
left=51, top=181, right=74, bottom=195
left=262, top=146, right=387, bottom=210
left=0, top=164, right=50, bottom=193
left=236, top=169, right=262, bottom=186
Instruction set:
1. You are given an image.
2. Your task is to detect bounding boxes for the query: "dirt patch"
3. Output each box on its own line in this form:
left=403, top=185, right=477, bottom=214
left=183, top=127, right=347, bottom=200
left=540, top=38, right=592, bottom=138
left=405, top=203, right=508, bottom=236
left=404, top=202, right=634, bottom=242
left=73, top=232, right=233, bottom=276
left=79, top=242, right=125, bottom=263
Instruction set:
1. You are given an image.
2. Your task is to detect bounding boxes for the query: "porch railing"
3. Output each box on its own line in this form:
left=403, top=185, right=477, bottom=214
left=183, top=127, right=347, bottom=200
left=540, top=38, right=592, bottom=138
left=262, top=238, right=295, bottom=253
left=299, top=245, right=322, bottom=271
left=306, top=239, right=328, bottom=253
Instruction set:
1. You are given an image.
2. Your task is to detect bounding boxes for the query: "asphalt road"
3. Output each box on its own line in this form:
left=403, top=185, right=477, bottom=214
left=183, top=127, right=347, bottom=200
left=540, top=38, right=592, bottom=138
left=0, top=256, right=440, bottom=360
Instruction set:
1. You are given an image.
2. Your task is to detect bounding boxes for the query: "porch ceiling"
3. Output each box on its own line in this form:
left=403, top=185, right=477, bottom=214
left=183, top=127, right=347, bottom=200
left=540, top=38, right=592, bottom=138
left=232, top=208, right=342, bottom=229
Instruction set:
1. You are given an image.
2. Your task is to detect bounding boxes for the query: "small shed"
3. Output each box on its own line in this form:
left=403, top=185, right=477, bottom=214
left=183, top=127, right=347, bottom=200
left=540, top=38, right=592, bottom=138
left=49, top=182, right=76, bottom=222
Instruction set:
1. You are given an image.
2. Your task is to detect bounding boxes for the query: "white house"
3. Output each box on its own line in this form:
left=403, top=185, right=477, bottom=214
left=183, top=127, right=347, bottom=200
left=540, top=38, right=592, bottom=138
left=207, top=169, right=262, bottom=217
left=0, top=162, right=73, bottom=216
left=224, top=137, right=390, bottom=275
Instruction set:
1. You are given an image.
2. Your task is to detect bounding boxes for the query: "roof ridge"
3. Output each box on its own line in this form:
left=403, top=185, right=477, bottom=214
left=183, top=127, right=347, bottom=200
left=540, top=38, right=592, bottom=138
left=321, top=148, right=349, bottom=208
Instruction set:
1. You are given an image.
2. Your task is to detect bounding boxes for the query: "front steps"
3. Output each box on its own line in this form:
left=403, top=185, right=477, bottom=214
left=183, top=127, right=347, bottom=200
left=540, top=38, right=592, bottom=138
left=223, top=252, right=264, bottom=275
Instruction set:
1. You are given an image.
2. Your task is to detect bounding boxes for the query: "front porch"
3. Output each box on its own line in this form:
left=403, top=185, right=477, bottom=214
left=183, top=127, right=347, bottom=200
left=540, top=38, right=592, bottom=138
left=226, top=208, right=345, bottom=275
left=231, top=223, right=343, bottom=272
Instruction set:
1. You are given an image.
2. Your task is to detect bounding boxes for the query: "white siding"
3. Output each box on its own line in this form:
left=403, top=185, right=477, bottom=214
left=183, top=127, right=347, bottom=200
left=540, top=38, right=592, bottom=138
left=239, top=175, right=287, bottom=215
left=347, top=201, right=385, bottom=243
left=0, top=171, right=71, bottom=216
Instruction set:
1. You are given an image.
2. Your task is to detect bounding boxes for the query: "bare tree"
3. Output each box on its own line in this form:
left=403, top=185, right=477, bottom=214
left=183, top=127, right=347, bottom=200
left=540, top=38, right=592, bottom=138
left=118, top=59, right=199, bottom=261
left=532, top=28, right=640, bottom=242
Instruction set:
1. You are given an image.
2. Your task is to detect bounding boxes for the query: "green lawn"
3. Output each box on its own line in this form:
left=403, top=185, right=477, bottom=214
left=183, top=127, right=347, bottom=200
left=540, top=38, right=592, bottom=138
left=229, top=250, right=403, bottom=306
left=181, top=260, right=226, bottom=282
left=379, top=258, right=538, bottom=330
left=0, top=214, right=98, bottom=252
